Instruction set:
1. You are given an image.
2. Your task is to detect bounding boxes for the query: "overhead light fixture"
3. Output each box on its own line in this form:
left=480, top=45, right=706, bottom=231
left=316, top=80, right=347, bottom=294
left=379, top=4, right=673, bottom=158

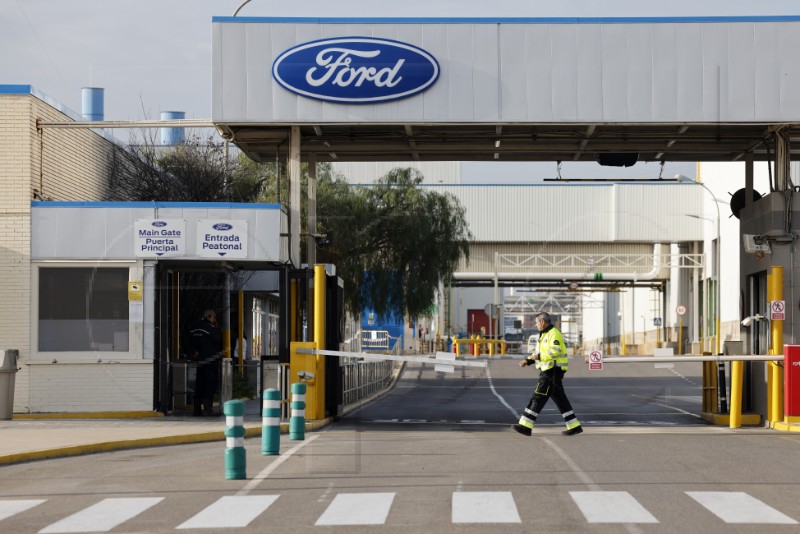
left=313, top=126, right=323, bottom=136
left=494, top=140, right=501, bottom=148
left=493, top=153, right=499, bottom=159
left=329, top=153, right=337, bottom=160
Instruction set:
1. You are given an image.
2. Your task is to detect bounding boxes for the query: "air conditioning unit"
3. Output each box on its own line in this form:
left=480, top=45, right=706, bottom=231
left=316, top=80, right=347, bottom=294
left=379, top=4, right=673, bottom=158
left=742, top=234, right=771, bottom=254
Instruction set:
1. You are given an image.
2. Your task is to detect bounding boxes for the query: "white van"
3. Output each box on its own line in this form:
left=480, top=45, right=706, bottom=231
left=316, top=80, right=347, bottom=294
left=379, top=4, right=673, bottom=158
left=526, top=335, right=539, bottom=354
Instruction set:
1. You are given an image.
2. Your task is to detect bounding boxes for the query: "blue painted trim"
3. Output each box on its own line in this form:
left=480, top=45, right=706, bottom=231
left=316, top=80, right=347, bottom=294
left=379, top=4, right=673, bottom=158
left=213, top=15, right=800, bottom=24
left=32, top=201, right=282, bottom=209
left=0, top=85, right=32, bottom=94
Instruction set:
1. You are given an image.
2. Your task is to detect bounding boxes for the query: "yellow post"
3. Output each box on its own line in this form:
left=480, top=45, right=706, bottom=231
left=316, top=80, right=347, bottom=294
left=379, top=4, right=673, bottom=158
left=730, top=361, right=743, bottom=428
left=768, top=266, right=784, bottom=425
left=678, top=317, right=683, bottom=356
left=312, top=264, right=326, bottom=420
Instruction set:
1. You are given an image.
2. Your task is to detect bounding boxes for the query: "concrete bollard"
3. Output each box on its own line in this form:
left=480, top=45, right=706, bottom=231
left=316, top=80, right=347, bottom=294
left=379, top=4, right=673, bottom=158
left=289, top=382, right=306, bottom=441
left=223, top=400, right=246, bottom=480
left=262, top=388, right=281, bottom=455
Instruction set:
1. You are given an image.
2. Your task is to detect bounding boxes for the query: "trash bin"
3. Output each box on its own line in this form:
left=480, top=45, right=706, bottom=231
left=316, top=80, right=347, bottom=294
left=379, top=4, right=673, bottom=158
left=0, top=349, right=19, bottom=420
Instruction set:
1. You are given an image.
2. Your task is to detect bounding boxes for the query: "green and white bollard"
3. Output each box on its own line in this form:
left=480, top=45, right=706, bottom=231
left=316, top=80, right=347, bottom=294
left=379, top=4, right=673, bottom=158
left=262, top=388, right=281, bottom=455
left=224, top=400, right=246, bottom=480
left=289, top=382, right=306, bottom=441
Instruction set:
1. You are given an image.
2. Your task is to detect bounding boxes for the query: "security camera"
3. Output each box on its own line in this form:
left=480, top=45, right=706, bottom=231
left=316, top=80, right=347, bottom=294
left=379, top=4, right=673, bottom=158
left=741, top=317, right=752, bottom=327
left=298, top=370, right=315, bottom=381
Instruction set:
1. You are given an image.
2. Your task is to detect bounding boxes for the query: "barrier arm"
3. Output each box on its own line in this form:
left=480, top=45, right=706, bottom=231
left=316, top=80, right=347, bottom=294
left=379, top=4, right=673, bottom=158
left=296, top=348, right=487, bottom=372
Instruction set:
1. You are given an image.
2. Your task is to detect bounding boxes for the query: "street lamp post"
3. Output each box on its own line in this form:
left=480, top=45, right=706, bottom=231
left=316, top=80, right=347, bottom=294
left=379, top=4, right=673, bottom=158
left=676, top=175, right=721, bottom=355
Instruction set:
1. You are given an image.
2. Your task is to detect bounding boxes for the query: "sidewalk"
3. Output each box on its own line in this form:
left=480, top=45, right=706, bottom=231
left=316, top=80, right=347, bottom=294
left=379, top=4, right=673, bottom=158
left=0, top=401, right=331, bottom=466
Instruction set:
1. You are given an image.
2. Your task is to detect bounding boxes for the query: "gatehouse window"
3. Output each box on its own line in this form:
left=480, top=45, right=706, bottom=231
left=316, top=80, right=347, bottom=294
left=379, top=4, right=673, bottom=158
left=38, top=267, right=130, bottom=352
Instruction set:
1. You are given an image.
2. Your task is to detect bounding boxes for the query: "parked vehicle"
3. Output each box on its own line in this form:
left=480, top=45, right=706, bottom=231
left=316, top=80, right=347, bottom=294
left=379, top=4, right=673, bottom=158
left=526, top=334, right=539, bottom=355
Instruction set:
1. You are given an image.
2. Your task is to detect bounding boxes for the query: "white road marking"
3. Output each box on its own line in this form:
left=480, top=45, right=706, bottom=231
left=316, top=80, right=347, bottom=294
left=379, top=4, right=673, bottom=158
left=686, top=491, right=798, bottom=524
left=237, top=434, right=319, bottom=495
left=486, top=364, right=520, bottom=418
left=315, top=493, right=395, bottom=525
left=38, top=497, right=163, bottom=533
left=452, top=492, right=521, bottom=523
left=0, top=500, right=46, bottom=521
left=176, top=495, right=279, bottom=529
left=570, top=491, right=658, bottom=523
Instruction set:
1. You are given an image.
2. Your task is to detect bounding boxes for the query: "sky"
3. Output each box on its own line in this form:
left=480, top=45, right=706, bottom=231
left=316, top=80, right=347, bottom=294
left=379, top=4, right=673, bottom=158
left=4, top=0, right=796, bottom=182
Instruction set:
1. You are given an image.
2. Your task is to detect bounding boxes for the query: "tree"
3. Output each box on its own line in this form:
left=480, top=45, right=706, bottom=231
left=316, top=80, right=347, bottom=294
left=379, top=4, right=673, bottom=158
left=316, top=168, right=472, bottom=319
left=107, top=133, right=267, bottom=202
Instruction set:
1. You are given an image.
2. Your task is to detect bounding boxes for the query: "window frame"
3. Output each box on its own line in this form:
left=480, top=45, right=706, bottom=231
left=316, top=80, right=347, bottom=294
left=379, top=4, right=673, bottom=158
left=31, top=261, right=143, bottom=362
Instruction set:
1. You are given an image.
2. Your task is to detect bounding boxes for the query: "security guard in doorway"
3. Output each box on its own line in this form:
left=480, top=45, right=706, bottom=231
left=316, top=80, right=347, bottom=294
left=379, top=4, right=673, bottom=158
left=511, top=312, right=583, bottom=436
left=188, top=309, right=222, bottom=416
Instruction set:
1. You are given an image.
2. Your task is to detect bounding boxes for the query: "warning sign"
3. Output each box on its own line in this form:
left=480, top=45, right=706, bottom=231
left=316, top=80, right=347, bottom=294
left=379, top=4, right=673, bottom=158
left=589, top=350, right=603, bottom=371
left=771, top=300, right=785, bottom=321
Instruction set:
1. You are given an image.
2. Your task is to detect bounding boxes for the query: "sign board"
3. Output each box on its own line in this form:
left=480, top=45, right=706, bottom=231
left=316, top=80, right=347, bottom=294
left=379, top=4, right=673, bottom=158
left=589, top=349, right=603, bottom=371
left=771, top=300, right=786, bottom=321
left=197, top=220, right=248, bottom=258
left=127, top=281, right=143, bottom=301
left=653, top=317, right=662, bottom=327
left=676, top=304, right=687, bottom=317
left=134, top=219, right=185, bottom=257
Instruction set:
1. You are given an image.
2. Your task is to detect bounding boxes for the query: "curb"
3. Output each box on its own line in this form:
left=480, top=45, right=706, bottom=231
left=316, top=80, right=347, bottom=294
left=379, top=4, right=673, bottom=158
left=0, top=418, right=334, bottom=466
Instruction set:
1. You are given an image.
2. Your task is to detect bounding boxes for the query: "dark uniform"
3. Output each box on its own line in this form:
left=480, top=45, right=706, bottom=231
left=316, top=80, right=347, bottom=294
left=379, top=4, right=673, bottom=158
left=512, top=320, right=582, bottom=436
left=188, top=315, right=222, bottom=416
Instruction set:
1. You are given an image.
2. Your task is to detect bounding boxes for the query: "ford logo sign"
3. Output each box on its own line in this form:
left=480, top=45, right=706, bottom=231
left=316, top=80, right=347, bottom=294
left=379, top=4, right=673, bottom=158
left=273, top=37, right=439, bottom=104
left=151, top=221, right=167, bottom=227
left=212, top=223, right=233, bottom=231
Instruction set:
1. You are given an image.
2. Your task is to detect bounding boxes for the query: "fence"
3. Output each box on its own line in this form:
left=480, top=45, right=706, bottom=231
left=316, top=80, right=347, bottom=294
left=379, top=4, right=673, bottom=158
left=341, top=334, right=401, bottom=407
left=361, top=330, right=392, bottom=351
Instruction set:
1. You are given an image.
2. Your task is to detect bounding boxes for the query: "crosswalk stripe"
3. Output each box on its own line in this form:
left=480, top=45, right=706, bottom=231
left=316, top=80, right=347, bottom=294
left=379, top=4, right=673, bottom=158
left=176, top=495, right=279, bottom=529
left=686, top=491, right=798, bottom=524
left=315, top=493, right=395, bottom=525
left=0, top=500, right=46, bottom=521
left=38, top=497, right=163, bottom=533
left=452, top=492, right=521, bottom=523
left=570, top=491, right=659, bottom=523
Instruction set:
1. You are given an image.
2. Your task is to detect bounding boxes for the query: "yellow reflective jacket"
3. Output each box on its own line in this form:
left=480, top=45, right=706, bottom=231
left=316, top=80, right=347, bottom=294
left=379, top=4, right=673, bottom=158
left=535, top=326, right=568, bottom=371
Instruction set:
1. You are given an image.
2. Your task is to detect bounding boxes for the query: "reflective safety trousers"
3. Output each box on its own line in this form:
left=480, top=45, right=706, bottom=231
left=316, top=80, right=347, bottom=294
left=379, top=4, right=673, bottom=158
left=536, top=327, right=568, bottom=371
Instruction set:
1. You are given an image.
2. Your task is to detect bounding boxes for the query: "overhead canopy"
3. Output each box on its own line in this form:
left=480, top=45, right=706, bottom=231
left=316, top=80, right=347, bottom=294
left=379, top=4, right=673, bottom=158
left=212, top=16, right=800, bottom=164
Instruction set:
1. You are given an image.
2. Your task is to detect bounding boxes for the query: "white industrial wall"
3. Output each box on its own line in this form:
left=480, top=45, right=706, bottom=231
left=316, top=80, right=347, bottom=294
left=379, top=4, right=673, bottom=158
left=332, top=161, right=460, bottom=184
left=423, top=183, right=703, bottom=243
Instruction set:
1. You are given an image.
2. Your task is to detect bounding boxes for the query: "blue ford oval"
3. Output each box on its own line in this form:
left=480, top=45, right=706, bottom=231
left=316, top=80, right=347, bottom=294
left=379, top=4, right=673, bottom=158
left=152, top=221, right=167, bottom=227
left=212, top=223, right=233, bottom=231
left=273, top=37, right=439, bottom=104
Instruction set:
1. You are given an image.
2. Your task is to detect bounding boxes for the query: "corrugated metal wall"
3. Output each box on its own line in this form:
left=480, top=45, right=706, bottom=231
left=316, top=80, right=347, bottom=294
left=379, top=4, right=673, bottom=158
left=332, top=161, right=460, bottom=184
left=422, top=183, right=703, bottom=243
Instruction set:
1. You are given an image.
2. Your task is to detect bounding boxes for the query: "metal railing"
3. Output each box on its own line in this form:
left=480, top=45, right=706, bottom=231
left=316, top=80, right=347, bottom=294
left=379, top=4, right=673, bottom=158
left=361, top=329, right=391, bottom=351
left=341, top=335, right=401, bottom=407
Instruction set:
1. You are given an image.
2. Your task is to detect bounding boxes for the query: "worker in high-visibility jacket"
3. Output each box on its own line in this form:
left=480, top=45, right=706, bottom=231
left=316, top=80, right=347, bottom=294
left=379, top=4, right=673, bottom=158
left=512, top=311, right=583, bottom=436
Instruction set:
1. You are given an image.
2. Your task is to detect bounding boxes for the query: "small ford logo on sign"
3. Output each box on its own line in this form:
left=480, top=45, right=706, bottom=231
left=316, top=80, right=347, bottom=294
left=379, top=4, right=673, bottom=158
left=151, top=221, right=167, bottom=228
left=212, top=223, right=233, bottom=231
left=272, top=37, right=439, bottom=104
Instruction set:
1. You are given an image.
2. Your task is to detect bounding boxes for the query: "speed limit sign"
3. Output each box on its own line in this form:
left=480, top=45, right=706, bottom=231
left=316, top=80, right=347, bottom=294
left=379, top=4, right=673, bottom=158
left=676, top=304, right=687, bottom=317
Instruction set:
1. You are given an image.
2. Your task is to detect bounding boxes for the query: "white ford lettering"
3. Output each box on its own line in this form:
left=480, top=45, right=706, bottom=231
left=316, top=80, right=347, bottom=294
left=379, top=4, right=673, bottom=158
left=305, top=48, right=404, bottom=88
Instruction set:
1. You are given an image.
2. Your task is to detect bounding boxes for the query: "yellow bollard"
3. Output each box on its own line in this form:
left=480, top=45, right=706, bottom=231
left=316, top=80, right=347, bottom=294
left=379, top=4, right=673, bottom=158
left=730, top=360, right=743, bottom=428
left=767, top=266, right=784, bottom=425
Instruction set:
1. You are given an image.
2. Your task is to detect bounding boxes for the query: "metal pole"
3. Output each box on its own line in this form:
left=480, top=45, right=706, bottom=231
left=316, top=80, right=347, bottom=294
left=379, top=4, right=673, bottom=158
left=768, top=266, right=784, bottom=425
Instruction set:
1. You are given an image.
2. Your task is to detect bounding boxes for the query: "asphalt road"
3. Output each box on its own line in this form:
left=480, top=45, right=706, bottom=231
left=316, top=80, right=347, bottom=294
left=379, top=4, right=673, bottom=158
left=1, top=356, right=799, bottom=533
